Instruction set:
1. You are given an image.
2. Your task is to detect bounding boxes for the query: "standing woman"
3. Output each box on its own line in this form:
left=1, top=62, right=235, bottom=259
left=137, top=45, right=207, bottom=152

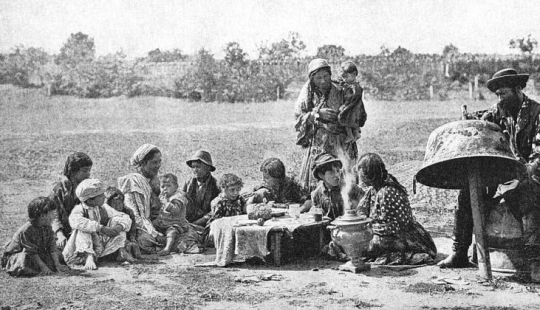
left=295, top=58, right=360, bottom=190
left=357, top=153, right=437, bottom=265
left=50, top=152, right=93, bottom=250
left=118, top=144, right=165, bottom=254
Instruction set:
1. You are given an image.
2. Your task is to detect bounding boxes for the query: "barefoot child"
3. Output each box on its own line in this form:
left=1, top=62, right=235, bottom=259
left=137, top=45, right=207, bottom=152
left=62, top=179, right=132, bottom=270
left=336, top=61, right=367, bottom=144
left=152, top=173, right=191, bottom=255
left=105, top=187, right=142, bottom=259
left=2, top=197, right=71, bottom=277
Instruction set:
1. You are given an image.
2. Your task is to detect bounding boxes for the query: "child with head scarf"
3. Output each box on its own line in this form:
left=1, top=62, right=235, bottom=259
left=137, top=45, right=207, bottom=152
left=62, top=179, right=133, bottom=270
left=2, top=197, right=70, bottom=277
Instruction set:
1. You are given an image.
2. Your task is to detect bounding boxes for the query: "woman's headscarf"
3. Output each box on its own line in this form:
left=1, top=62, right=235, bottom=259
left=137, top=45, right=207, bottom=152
left=76, top=178, right=106, bottom=202
left=306, top=58, right=332, bottom=102
left=130, top=144, right=159, bottom=168
left=308, top=58, right=331, bottom=79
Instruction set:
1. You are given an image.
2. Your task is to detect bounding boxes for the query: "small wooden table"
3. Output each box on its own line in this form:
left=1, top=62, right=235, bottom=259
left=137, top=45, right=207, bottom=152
left=226, top=214, right=331, bottom=267
left=268, top=218, right=331, bottom=266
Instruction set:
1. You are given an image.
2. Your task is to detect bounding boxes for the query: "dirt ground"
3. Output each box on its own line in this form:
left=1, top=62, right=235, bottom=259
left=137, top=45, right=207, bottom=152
left=1, top=179, right=540, bottom=310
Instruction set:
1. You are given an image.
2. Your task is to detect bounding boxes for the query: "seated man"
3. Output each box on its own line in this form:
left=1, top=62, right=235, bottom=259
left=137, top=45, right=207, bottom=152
left=439, top=68, right=540, bottom=282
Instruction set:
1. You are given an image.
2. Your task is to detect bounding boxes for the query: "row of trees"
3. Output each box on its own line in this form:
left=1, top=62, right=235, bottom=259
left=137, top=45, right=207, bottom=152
left=0, top=32, right=538, bottom=101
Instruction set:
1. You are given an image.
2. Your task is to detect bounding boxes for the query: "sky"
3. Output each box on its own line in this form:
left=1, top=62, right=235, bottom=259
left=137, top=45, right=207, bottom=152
left=2, top=0, right=540, bottom=59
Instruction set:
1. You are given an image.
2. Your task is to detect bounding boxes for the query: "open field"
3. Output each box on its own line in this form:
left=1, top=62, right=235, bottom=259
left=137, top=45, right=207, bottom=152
left=1, top=85, right=539, bottom=309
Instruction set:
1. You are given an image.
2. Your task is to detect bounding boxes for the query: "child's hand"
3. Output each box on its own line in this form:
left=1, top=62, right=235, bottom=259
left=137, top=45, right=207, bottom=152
left=56, top=232, right=67, bottom=248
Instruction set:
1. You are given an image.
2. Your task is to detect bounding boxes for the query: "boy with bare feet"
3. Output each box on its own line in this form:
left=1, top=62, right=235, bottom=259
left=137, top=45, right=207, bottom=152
left=2, top=197, right=71, bottom=276
left=153, top=173, right=191, bottom=255
left=62, top=179, right=132, bottom=270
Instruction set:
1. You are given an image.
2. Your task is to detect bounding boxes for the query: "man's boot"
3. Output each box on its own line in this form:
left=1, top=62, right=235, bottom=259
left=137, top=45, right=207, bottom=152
left=438, top=189, right=474, bottom=268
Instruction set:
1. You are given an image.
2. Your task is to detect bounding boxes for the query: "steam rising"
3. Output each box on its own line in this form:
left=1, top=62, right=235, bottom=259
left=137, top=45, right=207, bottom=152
left=336, top=147, right=356, bottom=211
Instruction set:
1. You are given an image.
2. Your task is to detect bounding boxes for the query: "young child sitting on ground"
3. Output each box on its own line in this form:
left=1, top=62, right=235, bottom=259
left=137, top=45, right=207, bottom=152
left=2, top=197, right=71, bottom=277
left=335, top=61, right=367, bottom=144
left=152, top=173, right=191, bottom=256
left=304, top=153, right=364, bottom=220
left=62, top=179, right=133, bottom=270
left=104, top=186, right=142, bottom=259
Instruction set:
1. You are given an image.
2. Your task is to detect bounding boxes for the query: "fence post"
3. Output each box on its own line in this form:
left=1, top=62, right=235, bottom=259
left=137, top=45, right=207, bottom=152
left=276, top=86, right=280, bottom=101
left=474, top=75, right=479, bottom=101
left=469, top=80, right=474, bottom=100
left=429, top=84, right=434, bottom=100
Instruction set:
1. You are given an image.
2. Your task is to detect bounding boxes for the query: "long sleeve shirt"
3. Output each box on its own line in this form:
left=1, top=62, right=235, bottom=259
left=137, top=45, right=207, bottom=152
left=477, top=95, right=540, bottom=164
left=69, top=203, right=131, bottom=233
left=124, top=192, right=160, bottom=237
left=49, top=176, right=80, bottom=236
left=2, top=222, right=57, bottom=261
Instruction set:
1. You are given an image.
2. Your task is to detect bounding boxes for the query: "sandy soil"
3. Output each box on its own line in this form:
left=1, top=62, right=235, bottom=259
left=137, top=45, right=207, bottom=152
left=2, top=179, right=540, bottom=310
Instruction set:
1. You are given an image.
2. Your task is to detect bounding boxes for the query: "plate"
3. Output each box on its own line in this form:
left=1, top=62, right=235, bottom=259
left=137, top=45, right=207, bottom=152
left=271, top=208, right=286, bottom=217
left=235, top=219, right=259, bottom=226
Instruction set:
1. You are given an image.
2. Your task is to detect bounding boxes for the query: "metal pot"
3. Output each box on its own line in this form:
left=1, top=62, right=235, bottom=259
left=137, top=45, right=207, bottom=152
left=415, top=120, right=524, bottom=189
left=327, top=210, right=373, bottom=259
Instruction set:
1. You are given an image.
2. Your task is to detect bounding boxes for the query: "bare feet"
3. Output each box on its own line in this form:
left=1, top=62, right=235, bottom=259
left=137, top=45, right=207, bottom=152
left=157, top=249, right=171, bottom=256
left=84, top=254, right=97, bottom=270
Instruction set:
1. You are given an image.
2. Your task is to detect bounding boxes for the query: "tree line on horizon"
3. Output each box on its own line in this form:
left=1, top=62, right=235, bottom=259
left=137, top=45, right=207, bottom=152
left=0, top=32, right=538, bottom=101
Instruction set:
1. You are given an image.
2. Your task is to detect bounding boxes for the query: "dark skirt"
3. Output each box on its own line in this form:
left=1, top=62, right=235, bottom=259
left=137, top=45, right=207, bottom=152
left=364, top=221, right=437, bottom=265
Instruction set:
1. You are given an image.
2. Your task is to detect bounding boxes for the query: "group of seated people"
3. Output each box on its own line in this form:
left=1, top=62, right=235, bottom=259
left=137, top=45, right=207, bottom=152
left=1, top=143, right=437, bottom=276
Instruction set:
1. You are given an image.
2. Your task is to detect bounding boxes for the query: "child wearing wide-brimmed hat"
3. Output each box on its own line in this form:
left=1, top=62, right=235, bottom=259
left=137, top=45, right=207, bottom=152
left=305, top=153, right=364, bottom=220
left=182, top=150, right=221, bottom=227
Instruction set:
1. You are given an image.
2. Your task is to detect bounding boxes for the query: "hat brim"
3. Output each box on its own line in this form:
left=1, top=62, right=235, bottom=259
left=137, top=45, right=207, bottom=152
left=312, top=159, right=343, bottom=181
left=487, top=74, right=529, bottom=93
left=186, top=159, right=216, bottom=172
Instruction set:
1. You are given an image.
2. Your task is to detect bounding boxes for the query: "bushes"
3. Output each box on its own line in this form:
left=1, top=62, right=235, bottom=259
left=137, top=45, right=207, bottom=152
left=174, top=49, right=294, bottom=102
left=51, top=52, right=143, bottom=98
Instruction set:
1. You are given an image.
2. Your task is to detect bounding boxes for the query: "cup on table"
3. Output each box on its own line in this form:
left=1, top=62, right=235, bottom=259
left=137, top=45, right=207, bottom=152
left=288, top=203, right=301, bottom=220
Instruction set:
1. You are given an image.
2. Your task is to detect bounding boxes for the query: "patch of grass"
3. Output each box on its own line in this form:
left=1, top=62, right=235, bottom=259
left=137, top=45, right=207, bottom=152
left=423, top=307, right=520, bottom=310
left=405, top=282, right=456, bottom=294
